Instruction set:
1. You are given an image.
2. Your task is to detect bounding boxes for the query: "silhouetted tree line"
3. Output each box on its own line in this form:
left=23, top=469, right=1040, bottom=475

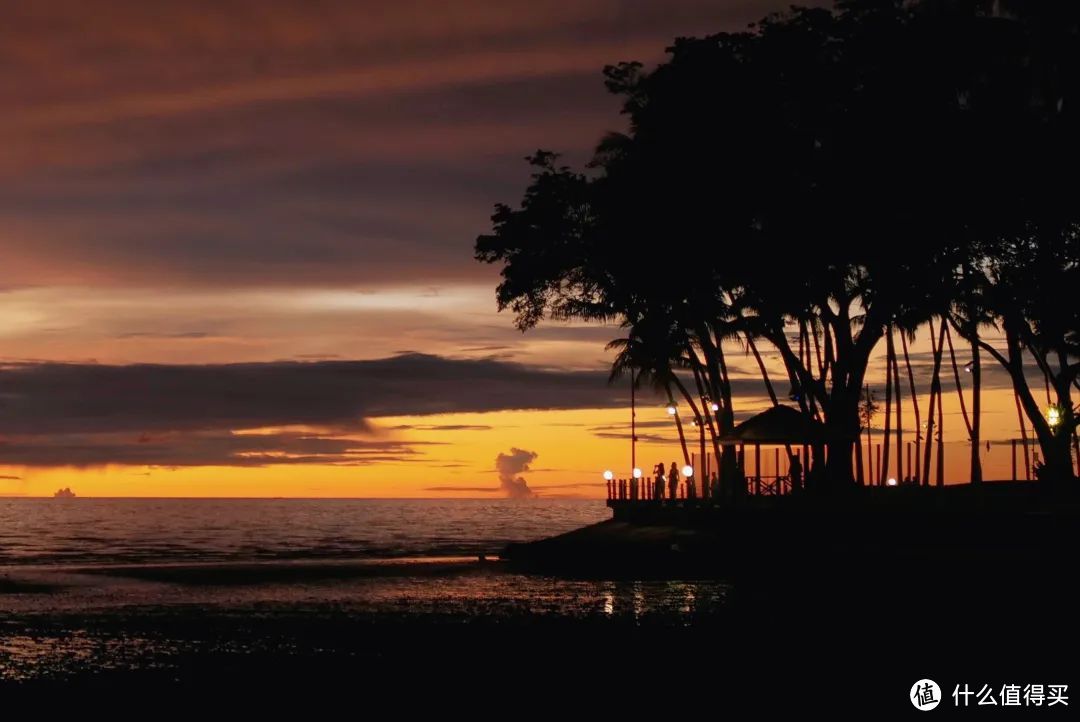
left=477, top=0, right=1080, bottom=488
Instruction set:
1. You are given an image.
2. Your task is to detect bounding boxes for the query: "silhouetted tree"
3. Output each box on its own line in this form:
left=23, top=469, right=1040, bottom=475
left=477, top=0, right=1080, bottom=487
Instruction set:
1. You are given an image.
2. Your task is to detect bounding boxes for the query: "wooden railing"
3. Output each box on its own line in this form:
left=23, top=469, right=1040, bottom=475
left=605, top=474, right=795, bottom=502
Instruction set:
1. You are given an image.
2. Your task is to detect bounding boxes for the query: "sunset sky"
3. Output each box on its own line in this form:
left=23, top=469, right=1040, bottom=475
left=0, top=0, right=1046, bottom=497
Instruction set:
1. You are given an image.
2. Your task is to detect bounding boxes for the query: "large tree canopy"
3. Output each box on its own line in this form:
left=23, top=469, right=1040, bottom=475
left=477, top=0, right=1080, bottom=487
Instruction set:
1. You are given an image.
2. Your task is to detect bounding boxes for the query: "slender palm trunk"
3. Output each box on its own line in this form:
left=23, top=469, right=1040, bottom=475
left=690, top=357, right=722, bottom=465
left=944, top=322, right=979, bottom=483
left=891, top=330, right=903, bottom=483
left=672, top=407, right=691, bottom=468
left=971, top=335, right=982, bottom=484
left=936, top=375, right=945, bottom=486
left=922, top=318, right=946, bottom=487
left=881, top=328, right=894, bottom=485
left=900, top=330, right=922, bottom=484
left=746, top=335, right=779, bottom=406
left=864, top=384, right=872, bottom=486
left=666, top=384, right=692, bottom=468
left=669, top=371, right=704, bottom=468
left=1015, top=388, right=1031, bottom=480
left=678, top=368, right=708, bottom=493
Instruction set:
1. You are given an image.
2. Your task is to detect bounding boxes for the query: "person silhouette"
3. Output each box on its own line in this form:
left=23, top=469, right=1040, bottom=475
left=668, top=462, right=679, bottom=500
left=653, top=461, right=665, bottom=500
left=789, top=453, right=803, bottom=491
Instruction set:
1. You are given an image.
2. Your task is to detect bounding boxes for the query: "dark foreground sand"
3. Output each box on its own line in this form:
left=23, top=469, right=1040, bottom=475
left=2, top=556, right=1076, bottom=711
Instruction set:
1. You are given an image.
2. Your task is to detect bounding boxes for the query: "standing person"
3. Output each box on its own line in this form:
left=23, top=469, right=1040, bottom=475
left=789, top=453, right=803, bottom=492
left=668, top=462, right=679, bottom=500
left=710, top=471, right=719, bottom=500
left=654, top=462, right=666, bottom=500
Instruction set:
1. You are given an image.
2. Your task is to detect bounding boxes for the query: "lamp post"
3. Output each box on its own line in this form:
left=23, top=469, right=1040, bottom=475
left=631, top=367, right=637, bottom=484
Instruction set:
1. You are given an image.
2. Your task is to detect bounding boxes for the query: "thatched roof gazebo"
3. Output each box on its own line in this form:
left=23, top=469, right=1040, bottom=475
left=716, top=405, right=854, bottom=494
left=717, top=404, right=853, bottom=446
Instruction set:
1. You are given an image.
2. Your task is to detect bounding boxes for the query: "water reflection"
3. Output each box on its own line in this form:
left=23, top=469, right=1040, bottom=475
left=593, top=578, right=729, bottom=621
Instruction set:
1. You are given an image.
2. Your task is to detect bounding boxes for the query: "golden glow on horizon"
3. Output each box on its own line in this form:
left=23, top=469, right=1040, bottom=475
left=0, top=382, right=1046, bottom=498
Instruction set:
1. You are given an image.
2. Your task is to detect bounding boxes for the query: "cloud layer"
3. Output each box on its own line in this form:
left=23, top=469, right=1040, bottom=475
left=0, top=0, right=783, bottom=288
left=0, top=353, right=637, bottom=466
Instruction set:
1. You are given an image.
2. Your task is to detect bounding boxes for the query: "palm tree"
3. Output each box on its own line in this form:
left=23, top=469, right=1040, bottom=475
left=608, top=325, right=694, bottom=467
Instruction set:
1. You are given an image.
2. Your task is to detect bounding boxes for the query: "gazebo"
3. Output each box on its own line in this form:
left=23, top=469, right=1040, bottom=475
left=716, top=405, right=852, bottom=494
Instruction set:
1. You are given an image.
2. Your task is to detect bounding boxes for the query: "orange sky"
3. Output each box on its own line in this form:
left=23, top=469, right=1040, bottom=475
left=0, top=322, right=1049, bottom=498
left=0, top=0, right=1054, bottom=498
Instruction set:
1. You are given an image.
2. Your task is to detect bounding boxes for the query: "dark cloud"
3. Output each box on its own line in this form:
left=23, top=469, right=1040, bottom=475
left=0, top=353, right=639, bottom=437
left=0, top=431, right=427, bottom=468
left=0, top=353, right=645, bottom=466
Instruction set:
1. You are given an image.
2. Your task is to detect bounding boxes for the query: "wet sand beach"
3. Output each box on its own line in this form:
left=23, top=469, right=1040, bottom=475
left=1, top=499, right=1076, bottom=709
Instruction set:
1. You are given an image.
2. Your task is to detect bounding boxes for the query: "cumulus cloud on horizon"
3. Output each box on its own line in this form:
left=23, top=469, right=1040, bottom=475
left=495, top=447, right=538, bottom=498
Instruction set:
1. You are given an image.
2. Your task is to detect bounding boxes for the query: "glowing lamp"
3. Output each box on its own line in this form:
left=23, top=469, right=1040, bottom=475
left=710, top=402, right=720, bottom=412
left=963, top=361, right=973, bottom=373
left=1048, top=406, right=1062, bottom=429
left=886, top=477, right=898, bottom=487
left=603, top=470, right=614, bottom=481
left=682, top=465, right=694, bottom=479
left=666, top=405, right=677, bottom=416
left=632, top=467, right=642, bottom=479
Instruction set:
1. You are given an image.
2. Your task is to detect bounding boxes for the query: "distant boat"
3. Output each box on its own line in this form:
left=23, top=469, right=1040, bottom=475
left=53, top=487, right=76, bottom=499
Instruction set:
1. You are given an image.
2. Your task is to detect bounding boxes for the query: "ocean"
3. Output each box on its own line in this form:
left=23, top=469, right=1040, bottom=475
left=0, top=498, right=732, bottom=685
left=0, top=498, right=612, bottom=566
